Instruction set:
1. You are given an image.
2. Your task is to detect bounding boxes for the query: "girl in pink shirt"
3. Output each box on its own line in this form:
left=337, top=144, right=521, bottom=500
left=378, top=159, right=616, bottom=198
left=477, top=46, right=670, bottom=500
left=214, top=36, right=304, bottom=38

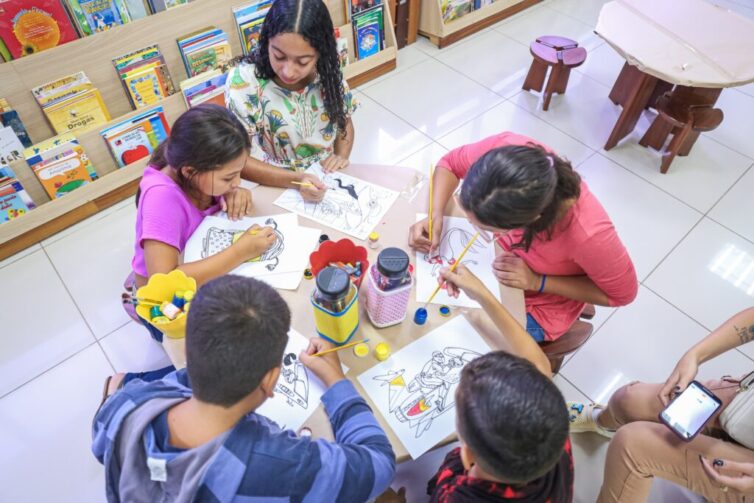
left=409, top=132, right=637, bottom=341
left=126, top=105, right=278, bottom=341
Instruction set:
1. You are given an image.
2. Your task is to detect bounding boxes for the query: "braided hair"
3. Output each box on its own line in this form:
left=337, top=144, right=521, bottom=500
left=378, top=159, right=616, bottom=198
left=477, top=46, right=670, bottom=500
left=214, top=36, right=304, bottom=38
left=237, top=0, right=348, bottom=135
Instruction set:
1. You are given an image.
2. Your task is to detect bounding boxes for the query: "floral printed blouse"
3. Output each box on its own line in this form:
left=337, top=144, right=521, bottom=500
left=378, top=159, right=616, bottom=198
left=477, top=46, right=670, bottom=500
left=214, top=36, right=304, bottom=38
left=225, top=63, right=358, bottom=171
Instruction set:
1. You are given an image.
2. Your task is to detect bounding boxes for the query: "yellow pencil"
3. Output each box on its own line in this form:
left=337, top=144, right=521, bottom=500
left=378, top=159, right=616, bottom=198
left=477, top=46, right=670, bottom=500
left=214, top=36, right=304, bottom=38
left=428, top=164, right=434, bottom=243
left=291, top=181, right=315, bottom=188
left=425, top=232, right=480, bottom=307
left=312, top=338, right=369, bottom=357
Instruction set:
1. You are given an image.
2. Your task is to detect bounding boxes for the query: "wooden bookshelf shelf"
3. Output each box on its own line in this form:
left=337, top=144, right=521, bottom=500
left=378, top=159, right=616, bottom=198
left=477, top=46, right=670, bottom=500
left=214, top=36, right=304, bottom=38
left=0, top=0, right=397, bottom=261
left=418, top=0, right=541, bottom=48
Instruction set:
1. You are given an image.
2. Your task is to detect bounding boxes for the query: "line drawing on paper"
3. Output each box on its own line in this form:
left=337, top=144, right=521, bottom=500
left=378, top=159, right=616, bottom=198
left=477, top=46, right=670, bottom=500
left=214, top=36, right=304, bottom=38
left=201, top=217, right=284, bottom=271
left=423, top=227, right=484, bottom=277
left=372, top=347, right=481, bottom=438
left=275, top=352, right=310, bottom=410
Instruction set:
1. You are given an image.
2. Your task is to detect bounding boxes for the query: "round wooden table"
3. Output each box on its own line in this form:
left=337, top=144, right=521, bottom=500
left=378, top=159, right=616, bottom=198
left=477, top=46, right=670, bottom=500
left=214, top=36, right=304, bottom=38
left=163, top=163, right=526, bottom=462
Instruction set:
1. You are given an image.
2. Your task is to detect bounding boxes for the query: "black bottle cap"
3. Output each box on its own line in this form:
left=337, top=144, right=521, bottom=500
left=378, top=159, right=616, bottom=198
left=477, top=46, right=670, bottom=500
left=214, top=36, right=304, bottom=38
left=377, top=247, right=409, bottom=279
left=315, top=266, right=350, bottom=299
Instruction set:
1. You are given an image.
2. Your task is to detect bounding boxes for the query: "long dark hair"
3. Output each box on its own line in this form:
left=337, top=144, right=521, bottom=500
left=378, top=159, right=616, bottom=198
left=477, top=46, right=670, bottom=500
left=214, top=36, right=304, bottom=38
left=237, top=0, right=348, bottom=134
left=140, top=104, right=250, bottom=204
left=459, top=145, right=581, bottom=251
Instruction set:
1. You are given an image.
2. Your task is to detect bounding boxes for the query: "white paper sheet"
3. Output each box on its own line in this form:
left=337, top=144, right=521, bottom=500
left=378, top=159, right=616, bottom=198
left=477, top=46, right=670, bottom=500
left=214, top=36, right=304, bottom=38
left=273, top=162, right=399, bottom=240
left=184, top=213, right=319, bottom=278
left=257, top=329, right=349, bottom=431
left=414, top=215, right=500, bottom=308
left=358, top=316, right=490, bottom=459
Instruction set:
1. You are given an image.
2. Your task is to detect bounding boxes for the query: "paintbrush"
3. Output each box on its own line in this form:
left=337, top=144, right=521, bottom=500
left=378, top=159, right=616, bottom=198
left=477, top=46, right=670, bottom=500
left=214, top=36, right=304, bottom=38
left=312, top=338, right=369, bottom=357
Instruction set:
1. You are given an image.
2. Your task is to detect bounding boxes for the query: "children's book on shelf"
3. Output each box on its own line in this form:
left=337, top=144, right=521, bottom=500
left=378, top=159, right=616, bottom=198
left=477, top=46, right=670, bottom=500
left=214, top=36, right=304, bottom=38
left=0, top=0, right=79, bottom=59
left=334, top=27, right=349, bottom=69
left=179, top=70, right=228, bottom=108
left=148, top=0, right=189, bottom=13
left=113, top=45, right=175, bottom=109
left=0, top=166, right=36, bottom=223
left=352, top=5, right=383, bottom=60
left=122, top=0, right=151, bottom=20
left=0, top=99, right=32, bottom=148
left=100, top=106, right=169, bottom=167
left=347, top=0, right=382, bottom=20
left=0, top=126, right=26, bottom=167
left=32, top=71, right=111, bottom=134
left=440, top=0, right=473, bottom=23
left=177, top=26, right=232, bottom=77
left=65, top=0, right=131, bottom=36
left=232, top=0, right=271, bottom=55
left=24, top=133, right=98, bottom=199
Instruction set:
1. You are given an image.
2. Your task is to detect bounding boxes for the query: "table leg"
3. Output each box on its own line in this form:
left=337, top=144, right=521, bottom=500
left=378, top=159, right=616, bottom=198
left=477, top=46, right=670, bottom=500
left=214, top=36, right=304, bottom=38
left=605, top=70, right=658, bottom=151
left=608, top=62, right=632, bottom=105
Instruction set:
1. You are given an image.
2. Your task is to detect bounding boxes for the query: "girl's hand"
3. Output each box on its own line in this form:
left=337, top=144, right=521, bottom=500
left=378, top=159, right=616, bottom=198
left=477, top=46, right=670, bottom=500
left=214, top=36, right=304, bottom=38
left=221, top=188, right=254, bottom=221
left=409, top=216, right=443, bottom=255
left=233, top=224, right=276, bottom=261
left=321, top=154, right=349, bottom=173
left=658, top=350, right=700, bottom=406
left=492, top=251, right=541, bottom=291
left=299, top=338, right=346, bottom=388
left=700, top=457, right=754, bottom=494
left=440, top=265, right=489, bottom=302
left=298, top=173, right=327, bottom=202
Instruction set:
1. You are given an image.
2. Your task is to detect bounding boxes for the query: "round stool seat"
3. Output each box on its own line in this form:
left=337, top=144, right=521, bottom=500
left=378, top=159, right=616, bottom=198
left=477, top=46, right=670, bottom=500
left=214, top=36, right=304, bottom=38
left=530, top=39, right=587, bottom=67
left=522, top=35, right=588, bottom=111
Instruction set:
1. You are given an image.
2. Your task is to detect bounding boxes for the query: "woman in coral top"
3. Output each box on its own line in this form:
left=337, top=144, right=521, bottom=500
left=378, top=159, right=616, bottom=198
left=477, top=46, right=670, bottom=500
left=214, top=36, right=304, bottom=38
left=409, top=132, right=638, bottom=342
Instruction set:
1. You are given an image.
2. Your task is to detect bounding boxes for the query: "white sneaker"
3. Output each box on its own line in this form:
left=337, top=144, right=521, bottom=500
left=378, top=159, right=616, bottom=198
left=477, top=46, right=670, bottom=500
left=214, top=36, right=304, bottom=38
left=567, top=402, right=615, bottom=439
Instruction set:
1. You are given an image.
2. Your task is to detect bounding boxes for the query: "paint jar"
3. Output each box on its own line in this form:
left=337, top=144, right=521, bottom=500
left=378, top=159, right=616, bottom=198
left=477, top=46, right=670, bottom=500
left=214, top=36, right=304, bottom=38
left=312, top=266, right=360, bottom=345
left=366, top=248, right=413, bottom=328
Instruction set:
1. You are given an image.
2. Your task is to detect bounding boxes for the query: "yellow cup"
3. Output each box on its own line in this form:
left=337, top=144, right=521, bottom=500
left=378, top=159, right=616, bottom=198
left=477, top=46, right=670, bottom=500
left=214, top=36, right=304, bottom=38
left=135, top=270, right=197, bottom=340
left=311, top=284, right=360, bottom=345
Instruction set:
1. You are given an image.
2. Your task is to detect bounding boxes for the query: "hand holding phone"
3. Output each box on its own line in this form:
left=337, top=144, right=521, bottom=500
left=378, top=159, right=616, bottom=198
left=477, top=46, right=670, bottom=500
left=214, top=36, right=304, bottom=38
left=660, top=381, right=722, bottom=441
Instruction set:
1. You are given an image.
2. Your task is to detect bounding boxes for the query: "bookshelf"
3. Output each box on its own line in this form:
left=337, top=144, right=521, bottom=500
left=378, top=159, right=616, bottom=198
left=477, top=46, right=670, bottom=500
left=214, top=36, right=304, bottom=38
left=0, top=0, right=397, bottom=260
left=418, top=0, right=540, bottom=48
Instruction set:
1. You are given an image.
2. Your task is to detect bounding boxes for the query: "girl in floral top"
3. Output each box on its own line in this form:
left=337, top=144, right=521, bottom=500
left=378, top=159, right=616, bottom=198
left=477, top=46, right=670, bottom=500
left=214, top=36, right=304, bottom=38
left=225, top=0, right=358, bottom=204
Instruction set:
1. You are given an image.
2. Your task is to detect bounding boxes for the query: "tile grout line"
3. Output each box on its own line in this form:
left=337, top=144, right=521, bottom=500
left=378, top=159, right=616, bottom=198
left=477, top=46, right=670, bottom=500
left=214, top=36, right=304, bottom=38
left=40, top=245, right=118, bottom=373
left=703, top=162, right=754, bottom=218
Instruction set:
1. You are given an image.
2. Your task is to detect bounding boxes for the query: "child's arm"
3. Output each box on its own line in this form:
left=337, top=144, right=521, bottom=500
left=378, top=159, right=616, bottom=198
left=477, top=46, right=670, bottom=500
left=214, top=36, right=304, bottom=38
left=441, top=265, right=552, bottom=376
left=322, top=117, right=355, bottom=173
left=296, top=339, right=396, bottom=502
left=408, top=165, right=459, bottom=255
left=142, top=224, right=276, bottom=286
left=241, top=156, right=328, bottom=202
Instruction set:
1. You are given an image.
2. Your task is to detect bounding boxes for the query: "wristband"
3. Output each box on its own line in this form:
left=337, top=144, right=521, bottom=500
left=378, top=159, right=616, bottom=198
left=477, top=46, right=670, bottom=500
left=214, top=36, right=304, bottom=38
left=538, top=274, right=547, bottom=293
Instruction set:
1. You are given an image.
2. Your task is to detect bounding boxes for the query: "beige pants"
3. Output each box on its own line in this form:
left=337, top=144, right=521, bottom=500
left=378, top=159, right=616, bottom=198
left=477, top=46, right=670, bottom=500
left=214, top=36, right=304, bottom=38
left=597, top=377, right=754, bottom=503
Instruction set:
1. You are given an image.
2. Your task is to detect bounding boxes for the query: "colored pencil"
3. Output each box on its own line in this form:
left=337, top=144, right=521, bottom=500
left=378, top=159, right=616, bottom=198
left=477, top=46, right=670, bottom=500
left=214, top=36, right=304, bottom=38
left=424, top=232, right=480, bottom=307
left=312, top=338, right=369, bottom=357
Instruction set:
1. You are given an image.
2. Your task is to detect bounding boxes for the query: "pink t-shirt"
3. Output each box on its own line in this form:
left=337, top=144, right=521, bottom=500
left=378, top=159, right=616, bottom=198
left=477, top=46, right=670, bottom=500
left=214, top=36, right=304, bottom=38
left=131, top=166, right=222, bottom=277
left=438, top=132, right=638, bottom=340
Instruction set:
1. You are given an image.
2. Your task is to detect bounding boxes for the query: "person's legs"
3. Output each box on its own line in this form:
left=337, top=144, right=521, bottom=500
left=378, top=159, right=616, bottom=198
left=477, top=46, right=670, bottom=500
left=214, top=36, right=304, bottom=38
left=525, top=313, right=547, bottom=342
left=598, top=421, right=754, bottom=503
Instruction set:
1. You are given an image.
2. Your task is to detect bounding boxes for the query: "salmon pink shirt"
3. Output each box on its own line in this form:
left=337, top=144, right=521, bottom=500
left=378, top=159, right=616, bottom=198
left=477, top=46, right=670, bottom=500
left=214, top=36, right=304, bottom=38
left=438, top=132, right=637, bottom=340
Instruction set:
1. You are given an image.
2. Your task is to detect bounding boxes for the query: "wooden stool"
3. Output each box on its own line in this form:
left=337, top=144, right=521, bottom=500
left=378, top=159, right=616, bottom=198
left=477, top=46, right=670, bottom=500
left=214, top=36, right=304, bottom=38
left=522, top=36, right=587, bottom=111
left=541, top=320, right=594, bottom=374
left=640, top=90, right=724, bottom=173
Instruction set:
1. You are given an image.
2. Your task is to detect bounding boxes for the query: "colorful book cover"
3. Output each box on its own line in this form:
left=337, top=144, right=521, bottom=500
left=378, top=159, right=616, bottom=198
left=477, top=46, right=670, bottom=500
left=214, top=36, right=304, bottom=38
left=240, top=17, right=265, bottom=55
left=440, top=0, right=473, bottom=23
left=0, top=0, right=79, bottom=58
left=184, top=39, right=231, bottom=76
left=0, top=125, right=25, bottom=166
left=348, top=0, right=382, bottom=19
left=26, top=139, right=97, bottom=199
left=353, top=6, right=383, bottom=60
left=0, top=179, right=36, bottom=222
left=233, top=0, right=270, bottom=54
left=101, top=106, right=169, bottom=166
left=66, top=0, right=129, bottom=35
left=43, top=88, right=111, bottom=134
left=179, top=69, right=227, bottom=108
left=0, top=108, right=33, bottom=148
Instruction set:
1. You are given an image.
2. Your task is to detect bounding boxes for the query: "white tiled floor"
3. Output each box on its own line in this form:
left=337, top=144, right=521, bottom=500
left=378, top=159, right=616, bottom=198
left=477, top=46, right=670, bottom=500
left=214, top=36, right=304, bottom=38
left=2, top=0, right=754, bottom=501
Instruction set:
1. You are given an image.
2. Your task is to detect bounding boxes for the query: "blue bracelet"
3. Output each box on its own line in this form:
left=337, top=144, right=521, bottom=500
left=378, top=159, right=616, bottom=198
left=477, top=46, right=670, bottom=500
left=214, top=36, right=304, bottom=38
left=538, top=274, right=547, bottom=293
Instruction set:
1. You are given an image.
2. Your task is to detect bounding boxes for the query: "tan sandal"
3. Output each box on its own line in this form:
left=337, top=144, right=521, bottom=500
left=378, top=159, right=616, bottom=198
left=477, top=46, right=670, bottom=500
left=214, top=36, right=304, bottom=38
left=567, top=401, right=614, bottom=439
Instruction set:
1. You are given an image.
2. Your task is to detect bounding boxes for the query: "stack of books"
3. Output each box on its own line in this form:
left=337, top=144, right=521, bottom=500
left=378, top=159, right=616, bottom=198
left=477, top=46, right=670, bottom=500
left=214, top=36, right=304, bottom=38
left=177, top=26, right=232, bottom=77
left=350, top=2, right=384, bottom=60
left=101, top=106, right=170, bottom=167
left=113, top=45, right=175, bottom=110
left=24, top=133, right=98, bottom=199
left=0, top=0, right=80, bottom=59
left=232, top=0, right=271, bottom=55
left=179, top=70, right=228, bottom=108
left=32, top=72, right=111, bottom=135
left=0, top=166, right=36, bottom=224
left=0, top=99, right=32, bottom=148
left=65, top=0, right=132, bottom=36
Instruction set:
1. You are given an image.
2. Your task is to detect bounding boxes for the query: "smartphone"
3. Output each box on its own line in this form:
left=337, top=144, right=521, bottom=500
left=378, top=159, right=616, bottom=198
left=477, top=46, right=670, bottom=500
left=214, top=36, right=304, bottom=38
left=659, top=381, right=722, bottom=441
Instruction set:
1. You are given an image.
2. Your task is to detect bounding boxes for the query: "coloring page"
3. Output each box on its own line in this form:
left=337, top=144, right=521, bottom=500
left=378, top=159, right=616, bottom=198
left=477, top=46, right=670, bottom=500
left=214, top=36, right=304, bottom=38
left=257, top=329, right=348, bottom=431
left=358, top=316, right=490, bottom=459
left=184, top=213, right=318, bottom=277
left=415, top=214, right=500, bottom=308
left=273, top=162, right=399, bottom=240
